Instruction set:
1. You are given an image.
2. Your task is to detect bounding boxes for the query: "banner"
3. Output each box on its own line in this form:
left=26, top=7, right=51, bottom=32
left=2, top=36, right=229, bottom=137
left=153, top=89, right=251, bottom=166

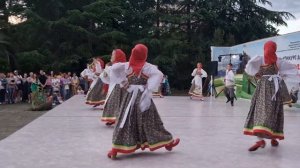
left=211, top=31, right=300, bottom=91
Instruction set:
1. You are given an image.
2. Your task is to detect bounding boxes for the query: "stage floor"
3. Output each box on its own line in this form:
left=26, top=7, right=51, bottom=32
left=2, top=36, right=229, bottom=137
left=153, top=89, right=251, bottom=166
left=0, top=95, right=299, bottom=168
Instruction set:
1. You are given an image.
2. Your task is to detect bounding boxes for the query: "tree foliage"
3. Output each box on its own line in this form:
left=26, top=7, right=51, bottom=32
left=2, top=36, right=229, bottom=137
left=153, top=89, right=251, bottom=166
left=0, top=0, right=294, bottom=89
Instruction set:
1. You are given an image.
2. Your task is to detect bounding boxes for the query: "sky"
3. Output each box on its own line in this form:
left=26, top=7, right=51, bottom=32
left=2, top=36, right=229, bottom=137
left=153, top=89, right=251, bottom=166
left=264, top=0, right=300, bottom=34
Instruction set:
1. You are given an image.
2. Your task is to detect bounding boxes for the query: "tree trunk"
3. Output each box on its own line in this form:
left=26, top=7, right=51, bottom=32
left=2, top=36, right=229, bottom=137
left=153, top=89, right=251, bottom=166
left=155, top=0, right=160, bottom=38
left=7, top=46, right=18, bottom=71
left=186, top=0, right=191, bottom=43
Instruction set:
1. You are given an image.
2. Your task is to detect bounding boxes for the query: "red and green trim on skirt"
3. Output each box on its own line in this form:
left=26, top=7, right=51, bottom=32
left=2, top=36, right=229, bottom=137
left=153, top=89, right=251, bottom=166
left=244, top=126, right=284, bottom=140
left=112, top=139, right=174, bottom=154
left=101, top=116, right=116, bottom=123
left=152, top=92, right=160, bottom=96
left=86, top=99, right=105, bottom=106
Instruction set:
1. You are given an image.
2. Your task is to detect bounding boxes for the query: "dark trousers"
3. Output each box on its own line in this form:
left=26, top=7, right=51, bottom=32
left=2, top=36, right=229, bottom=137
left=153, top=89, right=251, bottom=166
left=224, top=86, right=235, bottom=105
left=0, top=89, right=5, bottom=103
left=22, top=82, right=29, bottom=102
left=7, top=88, right=15, bottom=104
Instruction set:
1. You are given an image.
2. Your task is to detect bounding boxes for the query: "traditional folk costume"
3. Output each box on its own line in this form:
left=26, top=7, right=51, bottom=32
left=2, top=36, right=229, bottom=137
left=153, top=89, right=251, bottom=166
left=107, top=44, right=180, bottom=159
left=101, top=49, right=127, bottom=125
left=243, top=41, right=298, bottom=151
left=85, top=58, right=107, bottom=106
left=189, top=68, right=207, bottom=100
left=224, top=69, right=235, bottom=106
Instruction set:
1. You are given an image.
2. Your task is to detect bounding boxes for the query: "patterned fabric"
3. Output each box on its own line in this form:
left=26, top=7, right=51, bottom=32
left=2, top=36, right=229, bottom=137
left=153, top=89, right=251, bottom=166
left=112, top=75, right=173, bottom=153
left=244, top=64, right=292, bottom=140
left=86, top=78, right=106, bottom=105
left=31, top=91, right=46, bottom=109
left=101, top=84, right=123, bottom=122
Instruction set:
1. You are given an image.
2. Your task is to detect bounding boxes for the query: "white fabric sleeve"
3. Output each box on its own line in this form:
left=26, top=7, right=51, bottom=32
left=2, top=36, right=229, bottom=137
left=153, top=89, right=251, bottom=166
left=95, top=61, right=102, bottom=73
left=110, top=63, right=127, bottom=85
left=277, top=59, right=298, bottom=76
left=191, top=69, right=197, bottom=76
left=143, top=63, right=163, bottom=92
left=100, top=66, right=111, bottom=84
left=245, top=56, right=263, bottom=76
left=277, top=59, right=299, bottom=84
left=201, top=69, right=208, bottom=77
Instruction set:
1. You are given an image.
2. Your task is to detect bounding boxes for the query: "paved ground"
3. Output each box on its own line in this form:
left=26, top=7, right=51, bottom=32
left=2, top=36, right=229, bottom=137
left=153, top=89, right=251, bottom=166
left=0, top=103, right=47, bottom=140
left=0, top=95, right=299, bottom=168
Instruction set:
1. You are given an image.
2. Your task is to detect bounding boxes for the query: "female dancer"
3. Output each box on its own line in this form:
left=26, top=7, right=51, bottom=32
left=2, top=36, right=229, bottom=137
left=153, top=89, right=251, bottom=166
left=85, top=57, right=107, bottom=107
left=189, top=62, right=207, bottom=100
left=101, top=49, right=127, bottom=125
left=107, top=44, right=180, bottom=159
left=244, top=41, right=298, bottom=151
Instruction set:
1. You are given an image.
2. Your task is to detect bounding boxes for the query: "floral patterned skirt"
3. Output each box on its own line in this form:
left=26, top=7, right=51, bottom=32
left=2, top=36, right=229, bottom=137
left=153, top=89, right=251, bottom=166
left=244, top=78, right=292, bottom=140
left=101, top=84, right=123, bottom=123
left=112, top=89, right=174, bottom=153
left=86, top=78, right=106, bottom=105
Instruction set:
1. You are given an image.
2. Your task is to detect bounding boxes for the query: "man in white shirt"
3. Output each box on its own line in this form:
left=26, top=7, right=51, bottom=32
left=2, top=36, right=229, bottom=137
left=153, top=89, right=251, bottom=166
left=80, top=64, right=94, bottom=94
left=224, top=63, right=235, bottom=106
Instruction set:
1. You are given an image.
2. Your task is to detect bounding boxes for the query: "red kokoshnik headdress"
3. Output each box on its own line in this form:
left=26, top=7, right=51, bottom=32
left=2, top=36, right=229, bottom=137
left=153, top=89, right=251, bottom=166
left=129, top=44, right=148, bottom=75
left=96, top=57, right=105, bottom=69
left=113, top=49, right=126, bottom=64
left=264, top=41, right=277, bottom=65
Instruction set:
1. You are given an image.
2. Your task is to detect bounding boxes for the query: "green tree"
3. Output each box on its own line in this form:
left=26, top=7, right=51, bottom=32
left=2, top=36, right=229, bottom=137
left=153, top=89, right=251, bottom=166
left=2, top=0, right=294, bottom=89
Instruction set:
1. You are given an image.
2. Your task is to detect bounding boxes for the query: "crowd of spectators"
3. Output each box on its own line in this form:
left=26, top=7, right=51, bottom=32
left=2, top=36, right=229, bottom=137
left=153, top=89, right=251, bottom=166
left=0, top=70, right=86, bottom=107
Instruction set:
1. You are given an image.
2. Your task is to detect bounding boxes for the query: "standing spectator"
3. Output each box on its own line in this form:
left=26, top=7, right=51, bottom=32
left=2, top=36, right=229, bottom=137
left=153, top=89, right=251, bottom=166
left=27, top=72, right=34, bottom=103
left=163, top=75, right=171, bottom=96
left=71, top=73, right=79, bottom=95
left=62, top=73, right=71, bottom=100
left=0, top=73, right=7, bottom=104
left=22, top=73, right=29, bottom=102
left=59, top=73, right=64, bottom=100
left=44, top=74, right=53, bottom=96
left=39, top=70, right=47, bottom=88
left=51, top=74, right=61, bottom=105
left=14, top=70, right=23, bottom=102
left=80, top=64, right=93, bottom=94
left=7, top=73, right=17, bottom=104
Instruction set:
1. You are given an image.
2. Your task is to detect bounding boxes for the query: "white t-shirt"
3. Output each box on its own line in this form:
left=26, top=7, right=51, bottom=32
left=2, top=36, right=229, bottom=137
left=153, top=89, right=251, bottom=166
left=225, top=70, right=235, bottom=86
